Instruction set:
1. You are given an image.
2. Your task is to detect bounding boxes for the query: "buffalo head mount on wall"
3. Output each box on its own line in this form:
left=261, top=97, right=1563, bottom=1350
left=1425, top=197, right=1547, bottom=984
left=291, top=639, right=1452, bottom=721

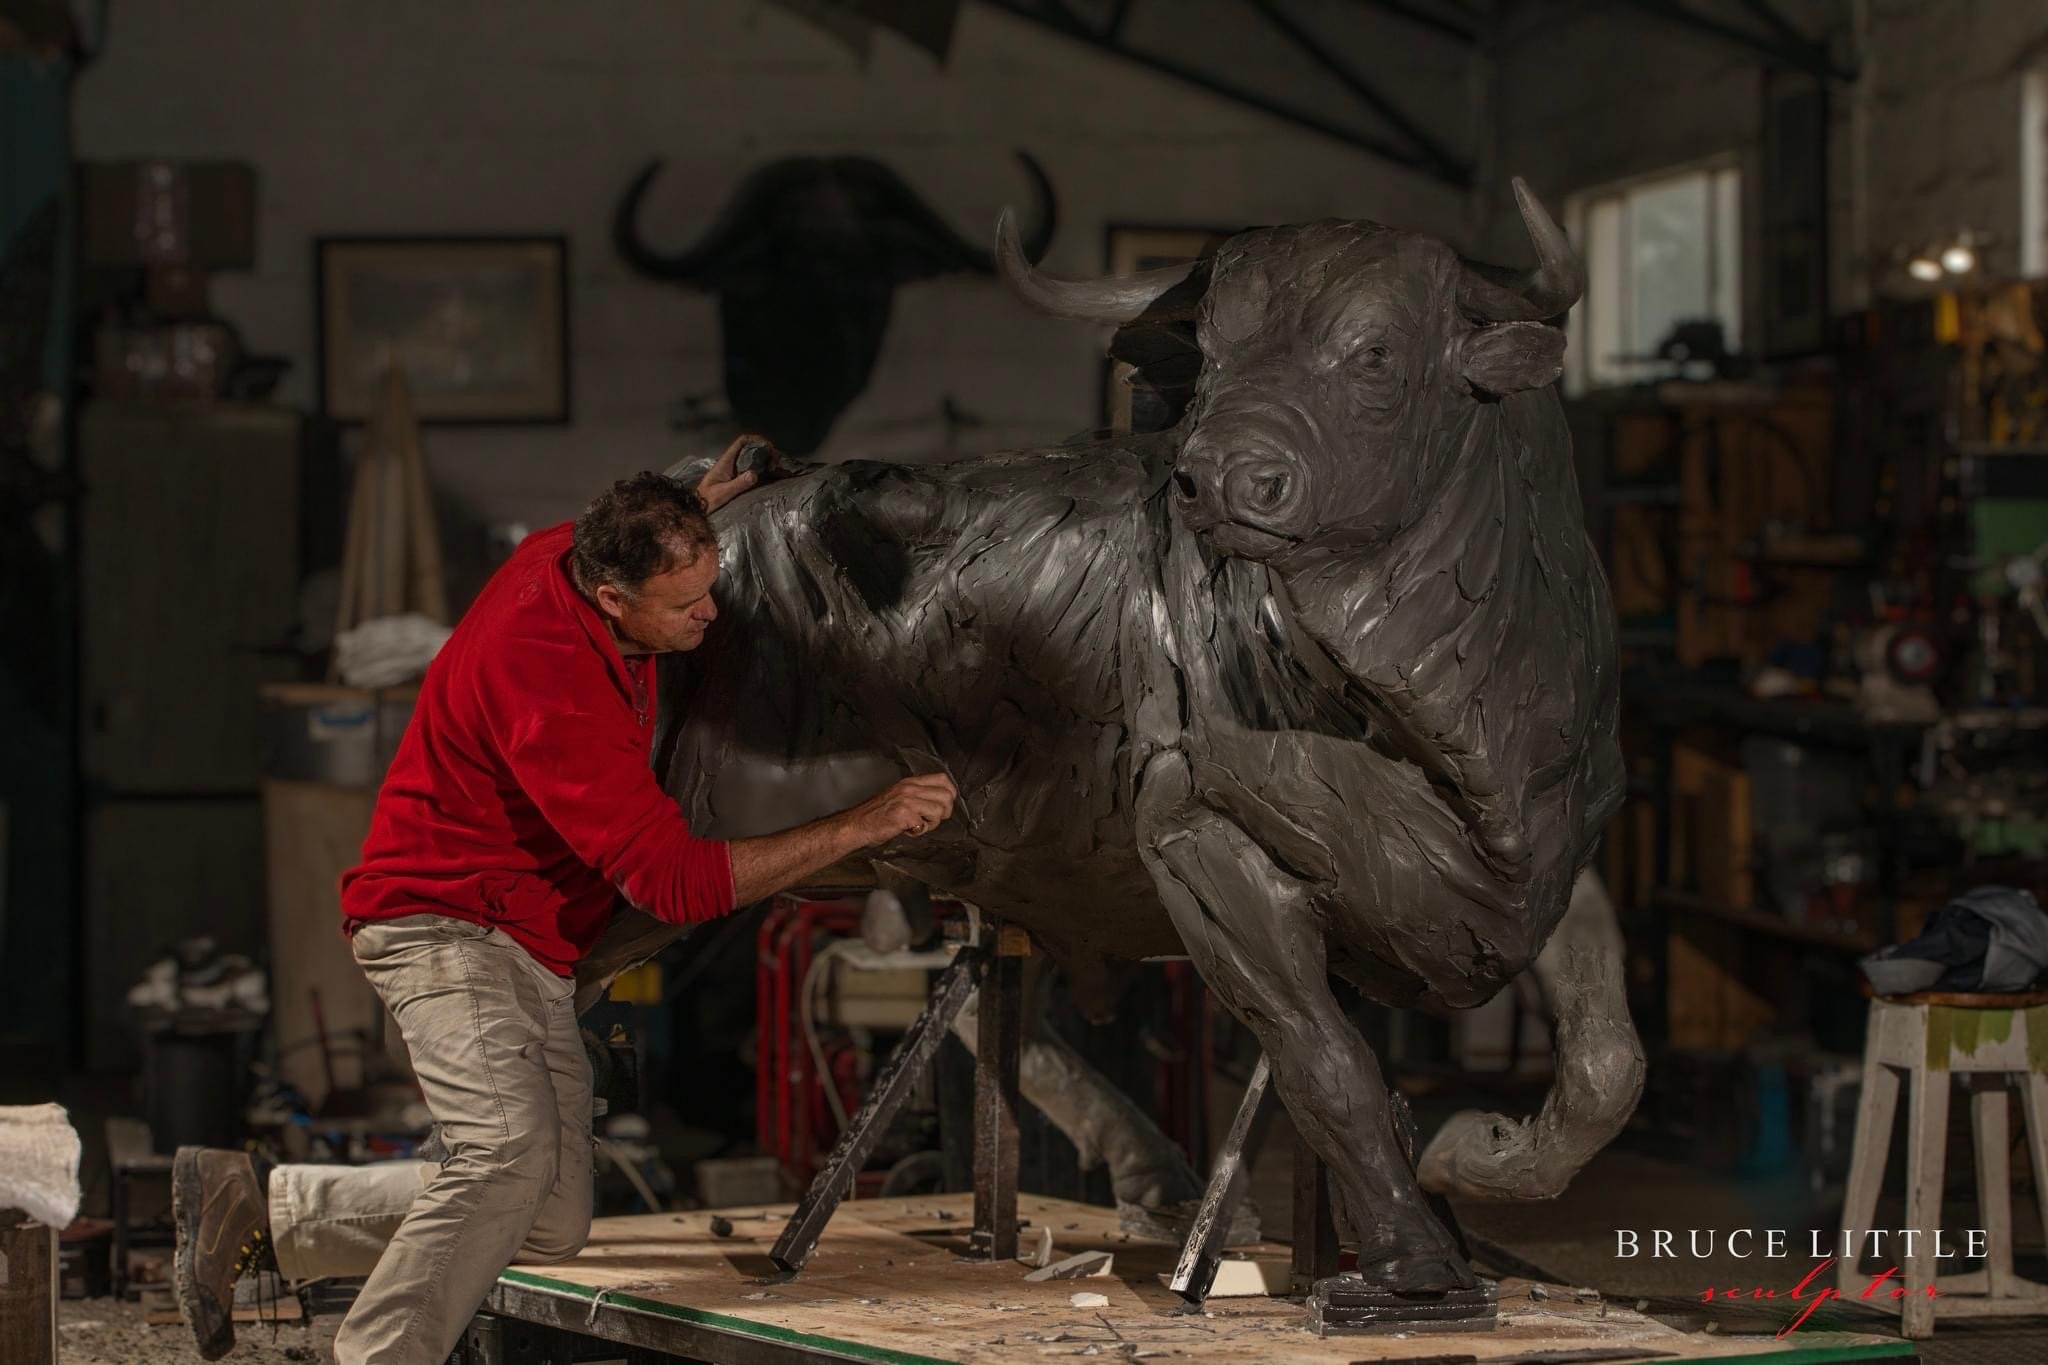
left=613, top=153, right=1057, bottom=455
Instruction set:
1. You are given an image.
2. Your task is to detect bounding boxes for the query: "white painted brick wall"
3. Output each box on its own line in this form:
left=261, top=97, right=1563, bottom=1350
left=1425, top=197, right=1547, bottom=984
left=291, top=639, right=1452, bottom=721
left=74, top=0, right=1472, bottom=534
left=74, top=1, right=2045, bottom=539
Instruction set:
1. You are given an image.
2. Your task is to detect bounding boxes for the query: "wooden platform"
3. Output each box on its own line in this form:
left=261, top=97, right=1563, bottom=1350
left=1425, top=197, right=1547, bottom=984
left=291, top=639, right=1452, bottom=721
left=486, top=1194, right=1915, bottom=1364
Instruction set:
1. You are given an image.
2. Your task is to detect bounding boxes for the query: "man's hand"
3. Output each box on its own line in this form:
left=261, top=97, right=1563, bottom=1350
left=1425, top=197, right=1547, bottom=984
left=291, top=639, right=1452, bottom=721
left=696, top=433, right=779, bottom=514
left=727, top=772, right=961, bottom=906
left=837, top=773, right=959, bottom=848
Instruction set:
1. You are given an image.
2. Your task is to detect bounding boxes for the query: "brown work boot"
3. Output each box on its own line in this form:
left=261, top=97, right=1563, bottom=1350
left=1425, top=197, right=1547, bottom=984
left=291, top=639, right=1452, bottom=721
left=172, top=1146, right=272, bottom=1360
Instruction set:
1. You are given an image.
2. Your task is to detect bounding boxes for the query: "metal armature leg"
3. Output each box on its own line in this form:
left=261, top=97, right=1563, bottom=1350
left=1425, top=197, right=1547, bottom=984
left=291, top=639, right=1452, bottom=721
left=971, top=920, right=1028, bottom=1260
left=770, top=947, right=985, bottom=1275
left=1292, top=1132, right=1340, bottom=1295
left=1170, top=1053, right=1271, bottom=1305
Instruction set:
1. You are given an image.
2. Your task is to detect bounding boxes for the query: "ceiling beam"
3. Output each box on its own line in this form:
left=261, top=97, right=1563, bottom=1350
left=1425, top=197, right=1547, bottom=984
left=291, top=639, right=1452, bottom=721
left=1620, top=0, right=1856, bottom=82
left=1247, top=0, right=1470, bottom=184
left=1347, top=0, right=1478, bottom=46
left=978, top=0, right=1472, bottom=186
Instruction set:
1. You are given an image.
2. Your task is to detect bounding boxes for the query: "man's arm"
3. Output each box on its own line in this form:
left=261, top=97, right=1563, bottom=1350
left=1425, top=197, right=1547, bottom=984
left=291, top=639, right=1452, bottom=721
left=729, top=773, right=957, bottom=905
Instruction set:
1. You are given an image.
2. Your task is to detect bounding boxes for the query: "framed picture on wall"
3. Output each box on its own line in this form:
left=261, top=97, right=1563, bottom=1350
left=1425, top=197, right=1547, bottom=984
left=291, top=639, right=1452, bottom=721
left=1101, top=224, right=1234, bottom=432
left=316, top=236, right=570, bottom=424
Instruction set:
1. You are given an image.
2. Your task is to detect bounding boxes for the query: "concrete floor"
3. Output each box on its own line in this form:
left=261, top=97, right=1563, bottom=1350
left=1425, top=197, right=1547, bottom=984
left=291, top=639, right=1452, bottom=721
left=57, top=1296, right=337, bottom=1365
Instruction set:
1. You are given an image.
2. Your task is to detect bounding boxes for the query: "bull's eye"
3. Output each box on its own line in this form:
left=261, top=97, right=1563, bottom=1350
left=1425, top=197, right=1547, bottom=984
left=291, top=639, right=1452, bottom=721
left=1347, top=342, right=1402, bottom=410
left=1251, top=474, right=1287, bottom=510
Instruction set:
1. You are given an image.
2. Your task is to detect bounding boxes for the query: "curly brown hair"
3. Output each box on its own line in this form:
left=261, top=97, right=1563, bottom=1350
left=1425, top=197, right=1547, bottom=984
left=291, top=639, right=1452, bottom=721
left=570, top=472, right=716, bottom=597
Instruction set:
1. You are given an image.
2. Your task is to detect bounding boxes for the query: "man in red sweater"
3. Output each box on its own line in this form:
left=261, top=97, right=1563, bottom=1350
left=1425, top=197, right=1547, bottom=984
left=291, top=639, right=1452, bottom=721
left=170, top=440, right=955, bottom=1365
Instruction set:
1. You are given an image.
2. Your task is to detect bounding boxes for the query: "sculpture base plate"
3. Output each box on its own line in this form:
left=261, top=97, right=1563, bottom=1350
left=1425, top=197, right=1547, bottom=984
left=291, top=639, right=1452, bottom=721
left=1306, top=1273, right=1499, bottom=1336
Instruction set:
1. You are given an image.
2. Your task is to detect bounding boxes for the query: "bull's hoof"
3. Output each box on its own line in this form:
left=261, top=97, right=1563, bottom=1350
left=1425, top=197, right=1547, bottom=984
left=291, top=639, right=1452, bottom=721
left=1353, top=1245, right=1479, bottom=1294
left=1117, top=1198, right=1261, bottom=1247
left=1306, top=1272, right=1498, bottom=1336
left=1417, top=1108, right=1545, bottom=1200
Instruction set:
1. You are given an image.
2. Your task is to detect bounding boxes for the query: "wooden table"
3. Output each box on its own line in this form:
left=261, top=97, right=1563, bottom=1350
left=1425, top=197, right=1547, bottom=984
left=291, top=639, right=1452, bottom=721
left=480, top=1194, right=1917, bottom=1364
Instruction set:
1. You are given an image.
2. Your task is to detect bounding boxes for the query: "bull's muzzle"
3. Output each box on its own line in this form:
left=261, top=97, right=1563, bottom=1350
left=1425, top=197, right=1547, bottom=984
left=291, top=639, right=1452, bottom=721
left=1171, top=442, right=1308, bottom=557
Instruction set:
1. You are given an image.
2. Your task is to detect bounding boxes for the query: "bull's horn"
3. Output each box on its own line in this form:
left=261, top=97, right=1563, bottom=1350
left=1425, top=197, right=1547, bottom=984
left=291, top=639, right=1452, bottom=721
left=996, top=209, right=1198, bottom=323
left=1458, top=177, right=1584, bottom=322
left=612, top=159, right=747, bottom=282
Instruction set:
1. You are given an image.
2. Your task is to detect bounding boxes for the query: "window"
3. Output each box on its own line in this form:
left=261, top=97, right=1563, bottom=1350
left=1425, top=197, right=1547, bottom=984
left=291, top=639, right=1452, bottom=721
left=1567, top=162, right=1742, bottom=392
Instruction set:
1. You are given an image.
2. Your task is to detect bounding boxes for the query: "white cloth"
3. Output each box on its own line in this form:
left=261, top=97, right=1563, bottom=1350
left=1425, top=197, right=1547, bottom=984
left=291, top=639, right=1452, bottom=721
left=335, top=613, right=452, bottom=688
left=0, top=1103, right=82, bottom=1229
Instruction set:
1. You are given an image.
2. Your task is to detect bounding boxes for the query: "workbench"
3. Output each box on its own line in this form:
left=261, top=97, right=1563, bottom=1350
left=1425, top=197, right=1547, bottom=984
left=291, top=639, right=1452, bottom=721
left=474, top=1194, right=1916, bottom=1364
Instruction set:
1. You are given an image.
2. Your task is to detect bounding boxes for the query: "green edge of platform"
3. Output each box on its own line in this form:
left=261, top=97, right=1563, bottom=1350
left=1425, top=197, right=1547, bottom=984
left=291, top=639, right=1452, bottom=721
left=498, top=1269, right=1916, bottom=1365
left=498, top=1268, right=956, bottom=1365
left=1694, top=1339, right=1916, bottom=1364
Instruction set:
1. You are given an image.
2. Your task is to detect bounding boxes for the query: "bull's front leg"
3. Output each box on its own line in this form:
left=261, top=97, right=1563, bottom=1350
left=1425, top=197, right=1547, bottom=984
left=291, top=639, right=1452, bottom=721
left=1136, top=756, right=1474, bottom=1293
left=1417, top=869, right=1644, bottom=1200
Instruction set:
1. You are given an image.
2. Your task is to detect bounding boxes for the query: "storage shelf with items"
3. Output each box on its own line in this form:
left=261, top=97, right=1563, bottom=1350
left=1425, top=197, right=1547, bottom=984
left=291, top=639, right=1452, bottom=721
left=1628, top=687, right=1925, bottom=1056
left=1573, top=373, right=1930, bottom=1060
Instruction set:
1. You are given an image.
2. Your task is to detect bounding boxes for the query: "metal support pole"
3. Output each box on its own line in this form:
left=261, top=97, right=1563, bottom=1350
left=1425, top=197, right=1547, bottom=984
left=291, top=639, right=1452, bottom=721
left=769, top=947, right=985, bottom=1275
left=1170, top=1053, right=1271, bottom=1305
left=971, top=920, right=1028, bottom=1260
left=1291, top=1133, right=1340, bottom=1295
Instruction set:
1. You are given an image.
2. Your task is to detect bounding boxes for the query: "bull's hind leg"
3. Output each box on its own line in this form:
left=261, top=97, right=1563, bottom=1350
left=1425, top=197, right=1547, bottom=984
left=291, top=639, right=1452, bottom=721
left=1137, top=796, right=1473, bottom=1291
left=949, top=957, right=1205, bottom=1215
left=1417, top=869, right=1645, bottom=1200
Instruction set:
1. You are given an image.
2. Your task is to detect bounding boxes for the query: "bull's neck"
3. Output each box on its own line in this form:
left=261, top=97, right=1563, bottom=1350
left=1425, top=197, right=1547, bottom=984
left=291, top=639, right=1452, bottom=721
left=1270, top=407, right=1503, bottom=683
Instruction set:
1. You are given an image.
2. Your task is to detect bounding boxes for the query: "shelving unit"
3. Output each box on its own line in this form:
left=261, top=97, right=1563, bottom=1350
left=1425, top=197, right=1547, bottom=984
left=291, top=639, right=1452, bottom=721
left=1573, top=381, right=1923, bottom=1055
left=1632, top=685, right=1926, bottom=1053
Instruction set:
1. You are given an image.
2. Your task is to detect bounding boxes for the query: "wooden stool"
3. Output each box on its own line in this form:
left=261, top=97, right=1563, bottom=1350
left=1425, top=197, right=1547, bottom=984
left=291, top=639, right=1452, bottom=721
left=1839, top=988, right=2048, bottom=1337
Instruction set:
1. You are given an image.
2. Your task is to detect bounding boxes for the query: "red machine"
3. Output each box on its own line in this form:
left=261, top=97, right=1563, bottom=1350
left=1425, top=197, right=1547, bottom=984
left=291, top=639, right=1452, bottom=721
left=754, top=893, right=868, bottom=1189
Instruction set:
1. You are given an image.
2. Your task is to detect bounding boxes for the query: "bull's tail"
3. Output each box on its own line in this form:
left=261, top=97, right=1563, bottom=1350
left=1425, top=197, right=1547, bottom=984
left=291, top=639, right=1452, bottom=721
left=1415, top=868, right=1645, bottom=1201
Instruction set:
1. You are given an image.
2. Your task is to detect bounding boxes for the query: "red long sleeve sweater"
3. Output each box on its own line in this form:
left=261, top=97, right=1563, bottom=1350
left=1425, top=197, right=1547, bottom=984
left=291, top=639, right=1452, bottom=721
left=339, top=522, right=735, bottom=974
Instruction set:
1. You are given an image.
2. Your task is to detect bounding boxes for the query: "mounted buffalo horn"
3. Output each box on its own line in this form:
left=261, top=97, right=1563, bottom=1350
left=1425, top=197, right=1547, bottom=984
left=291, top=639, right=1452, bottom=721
left=1457, top=176, right=1584, bottom=323
left=613, top=153, right=1058, bottom=454
left=616, top=152, right=1057, bottom=282
left=995, top=209, right=1201, bottom=324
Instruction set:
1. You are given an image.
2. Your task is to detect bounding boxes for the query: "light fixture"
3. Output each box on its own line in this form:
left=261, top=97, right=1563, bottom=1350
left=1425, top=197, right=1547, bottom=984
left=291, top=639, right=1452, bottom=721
left=1907, top=255, right=1943, bottom=282
left=1941, top=241, right=1977, bottom=274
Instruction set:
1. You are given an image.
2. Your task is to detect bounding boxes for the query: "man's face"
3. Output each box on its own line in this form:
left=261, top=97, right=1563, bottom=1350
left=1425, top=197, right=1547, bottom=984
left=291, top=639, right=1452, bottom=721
left=595, top=545, right=720, bottom=655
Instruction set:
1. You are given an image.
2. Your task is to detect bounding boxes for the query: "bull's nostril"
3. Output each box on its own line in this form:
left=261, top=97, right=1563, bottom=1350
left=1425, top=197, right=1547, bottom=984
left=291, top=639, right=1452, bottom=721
left=1172, top=471, right=1198, bottom=500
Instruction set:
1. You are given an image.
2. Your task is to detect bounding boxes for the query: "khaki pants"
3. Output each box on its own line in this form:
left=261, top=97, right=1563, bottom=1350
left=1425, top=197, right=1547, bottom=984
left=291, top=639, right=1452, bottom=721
left=267, top=915, right=594, bottom=1365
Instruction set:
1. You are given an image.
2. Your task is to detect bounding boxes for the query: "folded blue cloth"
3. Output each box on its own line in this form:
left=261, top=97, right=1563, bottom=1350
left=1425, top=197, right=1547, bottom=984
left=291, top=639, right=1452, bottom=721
left=1861, top=886, right=2048, bottom=995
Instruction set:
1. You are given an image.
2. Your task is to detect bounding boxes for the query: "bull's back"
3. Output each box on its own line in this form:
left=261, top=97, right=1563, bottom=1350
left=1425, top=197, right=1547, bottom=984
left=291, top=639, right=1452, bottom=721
left=660, top=440, right=1185, bottom=964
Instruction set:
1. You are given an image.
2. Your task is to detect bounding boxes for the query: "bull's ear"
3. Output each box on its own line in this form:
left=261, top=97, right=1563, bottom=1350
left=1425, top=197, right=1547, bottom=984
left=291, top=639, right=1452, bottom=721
left=1458, top=320, right=1565, bottom=395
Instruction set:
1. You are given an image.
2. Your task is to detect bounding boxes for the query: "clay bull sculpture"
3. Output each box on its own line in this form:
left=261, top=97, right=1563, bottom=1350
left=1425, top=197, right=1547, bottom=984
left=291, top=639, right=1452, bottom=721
left=577, top=180, right=1641, bottom=1294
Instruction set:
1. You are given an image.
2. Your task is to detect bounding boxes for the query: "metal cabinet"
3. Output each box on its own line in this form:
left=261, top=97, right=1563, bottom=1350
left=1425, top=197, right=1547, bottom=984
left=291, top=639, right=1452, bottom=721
left=76, top=404, right=311, bottom=1068
left=79, top=404, right=305, bottom=793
